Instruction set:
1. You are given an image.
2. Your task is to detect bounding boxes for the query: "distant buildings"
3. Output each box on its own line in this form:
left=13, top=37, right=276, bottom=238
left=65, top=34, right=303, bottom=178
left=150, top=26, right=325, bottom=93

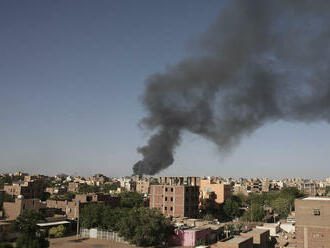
left=200, top=179, right=231, bottom=205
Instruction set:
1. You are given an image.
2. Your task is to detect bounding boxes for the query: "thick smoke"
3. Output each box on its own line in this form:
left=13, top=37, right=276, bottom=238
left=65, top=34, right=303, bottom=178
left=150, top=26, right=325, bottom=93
left=133, top=0, right=330, bottom=175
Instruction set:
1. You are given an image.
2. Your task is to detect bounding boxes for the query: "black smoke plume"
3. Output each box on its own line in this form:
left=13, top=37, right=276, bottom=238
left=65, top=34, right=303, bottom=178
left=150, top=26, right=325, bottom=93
left=133, top=0, right=330, bottom=175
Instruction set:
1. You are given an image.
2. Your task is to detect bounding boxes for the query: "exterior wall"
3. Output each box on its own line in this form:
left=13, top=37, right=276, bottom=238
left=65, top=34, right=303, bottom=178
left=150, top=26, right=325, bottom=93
left=68, top=182, right=80, bottom=192
left=170, top=228, right=212, bottom=247
left=200, top=179, right=231, bottom=204
left=240, top=229, right=270, bottom=248
left=0, top=223, right=15, bottom=241
left=295, top=198, right=330, bottom=248
left=3, top=198, right=45, bottom=221
left=136, top=180, right=150, bottom=195
left=213, top=237, right=253, bottom=248
left=4, top=180, right=44, bottom=199
left=46, top=199, right=80, bottom=220
left=150, top=185, right=199, bottom=218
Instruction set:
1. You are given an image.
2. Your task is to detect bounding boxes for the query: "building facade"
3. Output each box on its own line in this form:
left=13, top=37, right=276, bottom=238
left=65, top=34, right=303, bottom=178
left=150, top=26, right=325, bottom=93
left=295, top=197, right=330, bottom=248
left=149, top=185, right=199, bottom=218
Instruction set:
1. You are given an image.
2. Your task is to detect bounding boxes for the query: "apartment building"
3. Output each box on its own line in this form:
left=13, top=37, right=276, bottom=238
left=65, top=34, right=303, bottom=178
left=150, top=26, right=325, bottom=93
left=158, top=176, right=200, bottom=186
left=136, top=178, right=150, bottom=195
left=200, top=179, right=231, bottom=205
left=295, top=197, right=330, bottom=248
left=149, top=185, right=199, bottom=218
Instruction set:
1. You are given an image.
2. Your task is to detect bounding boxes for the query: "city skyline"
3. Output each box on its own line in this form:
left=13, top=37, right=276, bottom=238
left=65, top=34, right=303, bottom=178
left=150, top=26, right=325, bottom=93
left=1, top=0, right=330, bottom=178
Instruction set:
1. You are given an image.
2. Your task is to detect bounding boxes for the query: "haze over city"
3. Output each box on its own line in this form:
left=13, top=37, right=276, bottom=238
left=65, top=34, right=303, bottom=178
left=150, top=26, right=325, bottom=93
left=1, top=0, right=330, bottom=178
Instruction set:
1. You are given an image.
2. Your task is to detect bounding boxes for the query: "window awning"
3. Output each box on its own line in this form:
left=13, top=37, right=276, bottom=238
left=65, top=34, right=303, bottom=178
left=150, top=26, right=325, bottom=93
left=37, top=221, right=70, bottom=227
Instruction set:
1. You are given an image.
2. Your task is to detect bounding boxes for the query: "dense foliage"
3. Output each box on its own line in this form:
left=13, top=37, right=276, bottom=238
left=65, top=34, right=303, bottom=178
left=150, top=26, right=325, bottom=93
left=119, top=191, right=144, bottom=208
left=15, top=210, right=49, bottom=248
left=80, top=204, right=173, bottom=247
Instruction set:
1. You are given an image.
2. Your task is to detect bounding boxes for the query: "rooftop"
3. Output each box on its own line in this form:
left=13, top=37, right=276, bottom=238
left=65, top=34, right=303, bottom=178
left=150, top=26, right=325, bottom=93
left=303, top=197, right=330, bottom=201
left=224, top=236, right=251, bottom=243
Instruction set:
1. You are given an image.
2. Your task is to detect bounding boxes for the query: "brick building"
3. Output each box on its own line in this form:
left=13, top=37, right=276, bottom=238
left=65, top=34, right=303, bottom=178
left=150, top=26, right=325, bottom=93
left=295, top=197, right=330, bottom=248
left=149, top=185, right=199, bottom=218
left=4, top=179, right=44, bottom=199
left=46, top=194, right=120, bottom=220
left=2, top=197, right=46, bottom=221
left=200, top=179, right=231, bottom=205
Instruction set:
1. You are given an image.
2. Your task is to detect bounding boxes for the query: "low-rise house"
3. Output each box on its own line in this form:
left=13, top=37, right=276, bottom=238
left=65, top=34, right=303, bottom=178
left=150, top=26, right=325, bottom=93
left=212, top=236, right=253, bottom=248
left=2, top=197, right=46, bottom=221
left=170, top=226, right=213, bottom=247
left=240, top=229, right=270, bottom=248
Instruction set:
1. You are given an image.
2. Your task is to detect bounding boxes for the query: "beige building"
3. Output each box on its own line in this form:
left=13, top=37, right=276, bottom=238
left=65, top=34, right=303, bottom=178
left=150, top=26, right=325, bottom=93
left=200, top=179, right=231, bottom=204
left=295, top=197, right=330, bottom=248
left=136, top=179, right=150, bottom=195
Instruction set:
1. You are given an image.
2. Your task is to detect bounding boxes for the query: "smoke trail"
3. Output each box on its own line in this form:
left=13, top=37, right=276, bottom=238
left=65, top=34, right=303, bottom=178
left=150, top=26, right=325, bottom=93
left=133, top=0, right=330, bottom=175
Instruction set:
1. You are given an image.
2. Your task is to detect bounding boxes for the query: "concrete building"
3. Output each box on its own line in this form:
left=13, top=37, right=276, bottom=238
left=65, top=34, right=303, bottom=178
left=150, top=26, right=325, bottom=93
left=170, top=226, right=213, bottom=247
left=136, top=178, right=150, bottom=195
left=240, top=229, right=270, bottom=248
left=149, top=185, right=199, bottom=218
left=159, top=177, right=200, bottom=186
left=298, top=182, right=317, bottom=196
left=212, top=236, right=253, bottom=248
left=295, top=197, right=330, bottom=248
left=200, top=179, right=231, bottom=205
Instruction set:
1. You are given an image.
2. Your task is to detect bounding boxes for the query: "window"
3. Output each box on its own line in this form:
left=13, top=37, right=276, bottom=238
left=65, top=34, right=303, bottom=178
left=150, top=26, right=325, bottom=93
left=171, top=197, right=173, bottom=201
left=313, top=209, right=320, bottom=216
left=165, top=197, right=168, bottom=201
left=165, top=187, right=168, bottom=192
left=170, top=207, right=173, bottom=211
left=171, top=188, right=173, bottom=192
left=164, top=207, right=167, bottom=210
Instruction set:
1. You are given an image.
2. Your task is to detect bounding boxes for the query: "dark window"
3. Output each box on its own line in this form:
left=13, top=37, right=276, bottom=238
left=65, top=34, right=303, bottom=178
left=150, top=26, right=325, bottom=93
left=313, top=209, right=320, bottom=216
left=171, top=197, right=173, bottom=201
left=165, top=197, right=168, bottom=201
left=170, top=207, right=173, bottom=211
left=164, top=207, right=167, bottom=210
left=165, top=187, right=168, bottom=192
left=171, top=188, right=173, bottom=192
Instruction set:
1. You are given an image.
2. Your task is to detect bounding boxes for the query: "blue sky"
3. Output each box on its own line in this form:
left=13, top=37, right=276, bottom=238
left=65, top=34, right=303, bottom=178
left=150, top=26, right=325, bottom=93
left=0, top=0, right=329, bottom=178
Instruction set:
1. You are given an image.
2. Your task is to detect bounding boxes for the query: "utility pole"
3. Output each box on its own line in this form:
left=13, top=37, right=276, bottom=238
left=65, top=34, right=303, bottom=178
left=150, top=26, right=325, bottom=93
left=76, top=200, right=80, bottom=239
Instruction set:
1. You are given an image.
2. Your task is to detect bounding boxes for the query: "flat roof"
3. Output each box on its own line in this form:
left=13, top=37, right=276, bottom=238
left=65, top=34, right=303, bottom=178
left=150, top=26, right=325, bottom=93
left=37, top=221, right=70, bottom=227
left=303, top=197, right=330, bottom=201
left=244, top=229, right=268, bottom=234
left=225, top=236, right=251, bottom=243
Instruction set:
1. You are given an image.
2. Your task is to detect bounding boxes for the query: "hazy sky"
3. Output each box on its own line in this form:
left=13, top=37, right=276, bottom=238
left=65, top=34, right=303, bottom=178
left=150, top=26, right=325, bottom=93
left=1, top=0, right=329, bottom=178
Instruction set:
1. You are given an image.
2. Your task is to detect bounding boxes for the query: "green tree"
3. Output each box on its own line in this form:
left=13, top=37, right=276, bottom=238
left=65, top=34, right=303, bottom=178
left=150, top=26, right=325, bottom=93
left=243, top=203, right=265, bottom=222
left=118, top=208, right=173, bottom=247
left=80, top=204, right=105, bottom=229
left=223, top=199, right=241, bottom=221
left=119, top=192, right=144, bottom=208
left=270, top=197, right=291, bottom=218
left=15, top=210, right=49, bottom=248
left=0, top=243, right=13, bottom=248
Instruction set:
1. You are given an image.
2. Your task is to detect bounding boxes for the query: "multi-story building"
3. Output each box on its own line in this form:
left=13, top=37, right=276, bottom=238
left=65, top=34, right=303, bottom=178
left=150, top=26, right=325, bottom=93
left=200, top=179, right=231, bottom=205
left=149, top=185, right=199, bottom=218
left=158, top=177, right=200, bottom=186
left=298, top=182, right=317, bottom=196
left=295, top=197, right=330, bottom=248
left=136, top=178, right=150, bottom=195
